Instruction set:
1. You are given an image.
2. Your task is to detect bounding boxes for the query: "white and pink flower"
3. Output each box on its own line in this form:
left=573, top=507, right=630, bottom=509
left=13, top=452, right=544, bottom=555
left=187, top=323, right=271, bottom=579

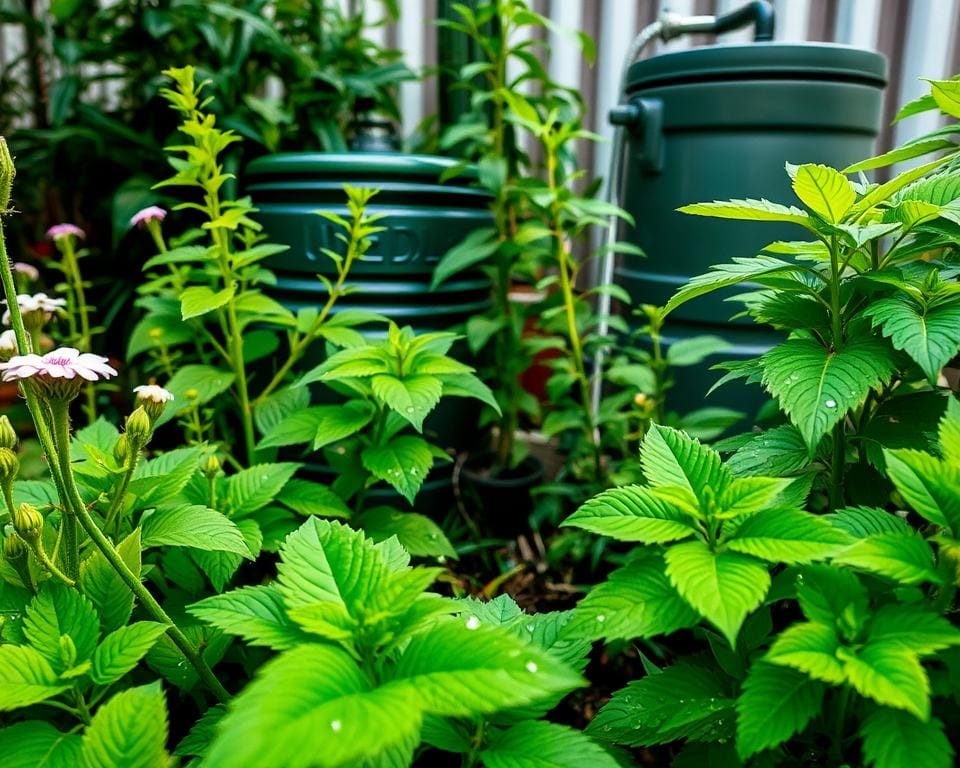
left=130, top=206, right=167, bottom=229
left=0, top=347, right=117, bottom=383
left=46, top=223, right=85, bottom=241
left=2, top=293, right=66, bottom=326
left=0, top=330, right=18, bottom=360
left=133, top=384, right=174, bottom=404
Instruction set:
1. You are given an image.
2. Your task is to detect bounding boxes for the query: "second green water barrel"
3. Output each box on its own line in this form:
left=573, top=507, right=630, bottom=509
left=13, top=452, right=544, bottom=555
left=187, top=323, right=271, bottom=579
left=613, top=43, right=887, bottom=418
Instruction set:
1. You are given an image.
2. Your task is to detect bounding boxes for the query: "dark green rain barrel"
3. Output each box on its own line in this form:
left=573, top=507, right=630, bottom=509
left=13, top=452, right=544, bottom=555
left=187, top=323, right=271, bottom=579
left=244, top=153, right=493, bottom=506
left=612, top=43, right=886, bottom=419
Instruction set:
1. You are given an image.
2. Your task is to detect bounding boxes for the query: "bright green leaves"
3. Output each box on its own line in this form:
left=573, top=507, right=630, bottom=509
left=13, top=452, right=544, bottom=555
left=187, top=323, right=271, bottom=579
left=563, top=485, right=694, bottom=543
left=587, top=663, right=734, bottom=747
left=205, top=643, right=419, bottom=768
left=665, top=541, right=770, bottom=648
left=924, top=78, right=960, bottom=119
left=371, top=373, right=442, bottom=431
left=0, top=721, right=81, bottom=768
left=761, top=338, right=895, bottom=451
left=736, top=662, right=825, bottom=759
left=677, top=198, right=812, bottom=227
left=141, top=504, right=253, bottom=557
left=884, top=445, right=960, bottom=532
left=91, top=623, right=168, bottom=685
left=565, top=551, right=699, bottom=642
left=180, top=284, right=236, bottom=320
left=361, top=435, right=434, bottom=504
left=0, top=645, right=70, bottom=711
left=199, top=519, right=584, bottom=768
left=565, top=426, right=837, bottom=646
left=726, top=509, right=852, bottom=564
left=791, top=163, right=856, bottom=223
left=23, top=583, right=100, bottom=674
left=81, top=684, right=171, bottom=768
left=861, top=707, right=955, bottom=768
left=79, top=529, right=141, bottom=634
left=863, top=295, right=960, bottom=384
left=188, top=585, right=308, bottom=650
left=480, top=721, right=621, bottom=768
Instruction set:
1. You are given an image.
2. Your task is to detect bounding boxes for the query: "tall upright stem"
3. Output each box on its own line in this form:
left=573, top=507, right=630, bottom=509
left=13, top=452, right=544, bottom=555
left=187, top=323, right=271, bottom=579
left=828, top=235, right=845, bottom=510
left=63, top=239, right=95, bottom=422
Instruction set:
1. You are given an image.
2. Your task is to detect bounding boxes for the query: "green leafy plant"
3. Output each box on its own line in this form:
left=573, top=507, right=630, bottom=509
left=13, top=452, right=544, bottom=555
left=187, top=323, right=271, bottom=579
left=129, top=66, right=382, bottom=465
left=255, top=321, right=499, bottom=556
left=187, top=517, right=606, bottom=767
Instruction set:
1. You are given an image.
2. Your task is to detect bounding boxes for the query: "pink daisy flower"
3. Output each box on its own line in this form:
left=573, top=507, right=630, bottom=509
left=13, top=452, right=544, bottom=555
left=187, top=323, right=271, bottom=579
left=0, top=347, right=116, bottom=383
left=2, top=293, right=66, bottom=326
left=130, top=206, right=168, bottom=229
left=46, top=223, right=85, bottom=241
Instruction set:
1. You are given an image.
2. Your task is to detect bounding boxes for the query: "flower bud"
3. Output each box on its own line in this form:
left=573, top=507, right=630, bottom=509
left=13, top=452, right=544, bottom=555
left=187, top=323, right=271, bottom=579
left=0, top=446, right=19, bottom=486
left=133, top=384, right=174, bottom=422
left=113, top=433, right=131, bottom=466
left=125, top=406, right=153, bottom=445
left=12, top=502, right=44, bottom=542
left=0, top=415, right=17, bottom=449
left=0, top=136, right=15, bottom=212
left=203, top=454, right=221, bottom=478
left=3, top=533, right=26, bottom=562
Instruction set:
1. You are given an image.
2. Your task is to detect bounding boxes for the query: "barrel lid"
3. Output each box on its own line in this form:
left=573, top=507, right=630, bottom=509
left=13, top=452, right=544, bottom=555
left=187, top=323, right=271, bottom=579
left=245, top=152, right=478, bottom=183
left=625, top=43, right=887, bottom=92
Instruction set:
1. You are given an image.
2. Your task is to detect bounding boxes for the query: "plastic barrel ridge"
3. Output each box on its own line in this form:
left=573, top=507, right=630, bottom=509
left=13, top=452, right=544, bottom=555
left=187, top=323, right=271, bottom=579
left=243, top=151, right=494, bottom=455
left=613, top=42, right=887, bottom=419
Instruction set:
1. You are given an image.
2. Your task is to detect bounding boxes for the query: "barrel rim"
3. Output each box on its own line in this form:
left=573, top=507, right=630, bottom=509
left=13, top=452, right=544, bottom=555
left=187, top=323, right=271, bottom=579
left=625, top=42, right=887, bottom=92
left=245, top=151, right=480, bottom=183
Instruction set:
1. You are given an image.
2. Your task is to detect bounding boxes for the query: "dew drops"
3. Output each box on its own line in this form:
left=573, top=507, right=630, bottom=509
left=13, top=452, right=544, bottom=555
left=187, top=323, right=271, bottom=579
left=525, top=661, right=538, bottom=673
left=824, top=399, right=837, bottom=408
left=596, top=614, right=606, bottom=623
left=466, top=615, right=481, bottom=630
left=330, top=720, right=342, bottom=733
left=525, top=623, right=535, bottom=633
left=405, top=406, right=415, bottom=413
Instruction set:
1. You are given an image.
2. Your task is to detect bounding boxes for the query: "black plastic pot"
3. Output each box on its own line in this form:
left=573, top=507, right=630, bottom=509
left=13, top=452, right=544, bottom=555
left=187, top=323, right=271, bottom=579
left=459, top=453, right=544, bottom=536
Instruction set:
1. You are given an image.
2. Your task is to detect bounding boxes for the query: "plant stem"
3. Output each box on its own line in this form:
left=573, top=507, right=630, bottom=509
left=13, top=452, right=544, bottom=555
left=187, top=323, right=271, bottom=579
left=47, top=398, right=230, bottom=702
left=103, top=450, right=140, bottom=534
left=828, top=235, right=845, bottom=510
left=62, top=238, right=96, bottom=423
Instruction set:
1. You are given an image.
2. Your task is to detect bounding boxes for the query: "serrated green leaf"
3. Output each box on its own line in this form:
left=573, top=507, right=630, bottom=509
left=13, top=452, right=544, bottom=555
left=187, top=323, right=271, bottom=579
left=844, top=139, right=956, bottom=173
left=564, top=551, right=699, bottom=641
left=308, top=402, right=374, bottom=449
left=277, top=478, right=350, bottom=518
left=188, top=585, right=309, bottom=650
left=825, top=506, right=911, bottom=537
left=792, top=164, right=856, bottom=222
left=128, top=446, right=203, bottom=507
left=174, top=704, right=227, bottom=758
left=587, top=663, right=733, bottom=746
left=665, top=540, right=770, bottom=647
left=678, top=198, right=812, bottom=227
left=716, top=476, right=794, bottom=518
left=761, top=338, right=896, bottom=451
left=23, top=583, right=100, bottom=672
left=431, top=227, right=499, bottom=288
left=563, top=484, right=696, bottom=543
left=726, top=508, right=852, bottom=563
left=204, top=643, right=421, bottom=768
left=736, top=662, right=824, bottom=759
left=925, top=78, right=960, bottom=118
left=359, top=507, right=457, bottom=558
left=765, top=621, right=846, bottom=684
left=91, top=622, right=167, bottom=684
left=863, top=295, right=960, bottom=384
left=884, top=448, right=960, bottom=531
left=225, top=462, right=300, bottom=516
left=81, top=683, right=170, bottom=768
left=154, top=365, right=234, bottom=428
left=0, top=721, right=82, bottom=768
left=481, top=721, right=621, bottom=768
left=868, top=603, right=960, bottom=655
left=371, top=374, right=442, bottom=431
left=726, top=425, right=812, bottom=477
left=390, top=621, right=584, bottom=716
left=437, top=371, right=501, bottom=414
left=861, top=707, right=954, bottom=768
left=840, top=641, right=929, bottom=719
left=641, top=424, right=731, bottom=500
left=180, top=284, right=235, bottom=320
left=141, top=504, right=252, bottom=557
left=0, top=645, right=70, bottom=711
left=664, top=254, right=806, bottom=316
left=832, top=532, right=940, bottom=585
left=361, top=436, right=433, bottom=504
left=79, top=529, right=141, bottom=633
left=795, top=564, right=869, bottom=629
